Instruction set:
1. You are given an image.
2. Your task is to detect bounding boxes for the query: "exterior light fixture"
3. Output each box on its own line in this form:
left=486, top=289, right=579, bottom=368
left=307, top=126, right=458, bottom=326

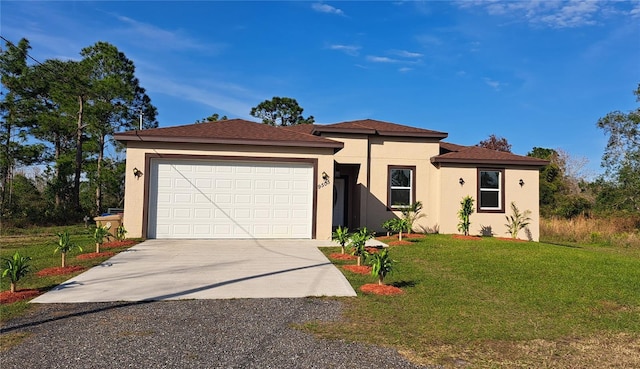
left=322, top=171, right=329, bottom=181
left=519, top=179, right=525, bottom=187
left=133, top=167, right=143, bottom=179
left=459, top=177, right=465, bottom=185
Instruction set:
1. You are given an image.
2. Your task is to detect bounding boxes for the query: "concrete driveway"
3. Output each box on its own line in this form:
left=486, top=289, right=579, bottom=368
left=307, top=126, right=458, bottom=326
left=31, top=239, right=362, bottom=303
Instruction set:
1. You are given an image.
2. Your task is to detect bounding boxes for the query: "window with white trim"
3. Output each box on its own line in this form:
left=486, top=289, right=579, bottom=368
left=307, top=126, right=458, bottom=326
left=478, top=169, right=504, bottom=212
left=388, top=166, right=415, bottom=209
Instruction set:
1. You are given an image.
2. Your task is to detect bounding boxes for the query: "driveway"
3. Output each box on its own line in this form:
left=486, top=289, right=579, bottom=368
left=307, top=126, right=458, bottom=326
left=31, top=239, right=364, bottom=303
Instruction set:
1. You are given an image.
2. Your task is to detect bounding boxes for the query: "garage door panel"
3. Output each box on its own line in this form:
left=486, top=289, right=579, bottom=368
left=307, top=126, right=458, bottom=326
left=148, top=159, right=313, bottom=239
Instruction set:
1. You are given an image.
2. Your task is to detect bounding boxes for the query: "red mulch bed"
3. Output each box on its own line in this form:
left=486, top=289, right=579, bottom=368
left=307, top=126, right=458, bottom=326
left=102, top=240, right=137, bottom=248
left=496, top=237, right=528, bottom=242
left=404, top=233, right=426, bottom=239
left=452, top=235, right=482, bottom=240
left=365, top=247, right=380, bottom=254
left=329, top=253, right=357, bottom=260
left=388, top=240, right=413, bottom=246
left=36, top=265, right=86, bottom=277
left=376, top=236, right=396, bottom=242
left=0, top=289, right=42, bottom=304
left=343, top=265, right=371, bottom=275
left=360, top=284, right=404, bottom=295
left=77, top=252, right=115, bottom=260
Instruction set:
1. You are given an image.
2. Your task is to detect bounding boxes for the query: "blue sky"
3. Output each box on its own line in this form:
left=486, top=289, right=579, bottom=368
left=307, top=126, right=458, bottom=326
left=2, top=1, right=639, bottom=176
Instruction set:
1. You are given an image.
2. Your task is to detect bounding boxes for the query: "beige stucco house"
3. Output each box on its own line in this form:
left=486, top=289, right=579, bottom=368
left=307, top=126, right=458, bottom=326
left=114, top=119, right=548, bottom=241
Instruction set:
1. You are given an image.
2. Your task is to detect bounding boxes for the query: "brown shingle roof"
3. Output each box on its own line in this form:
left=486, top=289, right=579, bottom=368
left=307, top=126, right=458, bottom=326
left=311, top=119, right=448, bottom=139
left=432, top=142, right=549, bottom=167
left=114, top=119, right=343, bottom=149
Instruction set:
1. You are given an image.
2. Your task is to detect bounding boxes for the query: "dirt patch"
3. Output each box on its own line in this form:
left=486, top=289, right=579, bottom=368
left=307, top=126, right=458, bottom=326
left=102, top=240, right=137, bottom=248
left=36, top=265, right=86, bottom=277
left=495, top=237, right=528, bottom=242
left=343, top=265, right=371, bottom=275
left=452, top=235, right=482, bottom=240
left=77, top=252, right=115, bottom=260
left=388, top=240, right=413, bottom=246
left=329, top=253, right=357, bottom=260
left=0, top=289, right=41, bottom=304
left=360, top=284, right=404, bottom=295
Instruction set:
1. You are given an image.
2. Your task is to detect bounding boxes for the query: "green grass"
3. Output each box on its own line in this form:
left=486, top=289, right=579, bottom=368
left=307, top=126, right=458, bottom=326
left=315, top=234, right=640, bottom=368
left=0, top=224, right=138, bottom=322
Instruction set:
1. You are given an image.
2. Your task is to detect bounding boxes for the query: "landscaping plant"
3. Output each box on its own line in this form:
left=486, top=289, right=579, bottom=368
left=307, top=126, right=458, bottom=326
left=457, top=196, right=475, bottom=236
left=115, top=224, right=127, bottom=241
left=350, top=227, right=374, bottom=266
left=369, top=248, right=396, bottom=285
left=55, top=230, right=82, bottom=268
left=505, top=201, right=532, bottom=239
left=332, top=226, right=350, bottom=254
left=401, top=200, right=423, bottom=232
left=1, top=252, right=31, bottom=293
left=381, top=219, right=395, bottom=237
left=93, top=224, right=111, bottom=253
left=390, top=218, right=411, bottom=241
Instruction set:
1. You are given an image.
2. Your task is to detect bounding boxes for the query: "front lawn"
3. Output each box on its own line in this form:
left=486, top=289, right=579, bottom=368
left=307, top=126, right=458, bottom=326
left=316, top=234, right=640, bottom=368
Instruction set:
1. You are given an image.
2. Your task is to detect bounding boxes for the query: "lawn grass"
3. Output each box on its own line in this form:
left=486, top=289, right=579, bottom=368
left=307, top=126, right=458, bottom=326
left=0, top=224, right=137, bottom=322
left=315, top=234, right=640, bottom=368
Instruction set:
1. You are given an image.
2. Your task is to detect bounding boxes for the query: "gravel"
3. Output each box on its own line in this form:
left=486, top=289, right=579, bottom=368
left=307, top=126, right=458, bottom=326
left=1, top=299, right=430, bottom=368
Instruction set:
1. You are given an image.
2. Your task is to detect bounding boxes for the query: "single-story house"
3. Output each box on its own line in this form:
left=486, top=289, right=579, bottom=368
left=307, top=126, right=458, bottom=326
left=114, top=119, right=548, bottom=241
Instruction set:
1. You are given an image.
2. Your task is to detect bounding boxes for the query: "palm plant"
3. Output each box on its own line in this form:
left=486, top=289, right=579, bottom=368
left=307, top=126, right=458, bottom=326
left=1, top=252, right=31, bottom=293
left=93, top=224, right=111, bottom=253
left=55, top=231, right=82, bottom=268
left=332, top=226, right=350, bottom=254
left=369, top=248, right=396, bottom=285
left=390, top=218, right=410, bottom=241
left=381, top=219, right=395, bottom=237
left=457, top=196, right=475, bottom=236
left=115, top=224, right=127, bottom=241
left=401, top=200, right=423, bottom=233
left=350, top=227, right=374, bottom=266
left=505, top=202, right=532, bottom=239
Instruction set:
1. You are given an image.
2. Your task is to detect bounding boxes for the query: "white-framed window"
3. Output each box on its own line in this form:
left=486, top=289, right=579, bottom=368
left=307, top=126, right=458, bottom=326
left=388, top=166, right=415, bottom=209
left=478, top=168, right=504, bottom=212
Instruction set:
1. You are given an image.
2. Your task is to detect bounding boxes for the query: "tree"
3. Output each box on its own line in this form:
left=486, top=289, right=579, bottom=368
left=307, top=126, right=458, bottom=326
left=477, top=134, right=512, bottom=152
left=54, top=230, right=82, bottom=268
left=93, top=224, right=110, bottom=253
left=195, top=113, right=227, bottom=123
left=596, top=83, right=640, bottom=212
left=250, top=97, right=314, bottom=126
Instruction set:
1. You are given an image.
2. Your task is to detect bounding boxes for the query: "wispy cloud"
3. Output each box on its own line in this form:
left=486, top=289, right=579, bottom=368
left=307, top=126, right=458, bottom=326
left=328, top=44, right=360, bottom=56
left=483, top=77, right=506, bottom=91
left=311, top=3, right=346, bottom=16
left=458, top=0, right=624, bottom=28
left=390, top=49, right=423, bottom=58
left=398, top=67, right=413, bottom=73
left=366, top=55, right=401, bottom=63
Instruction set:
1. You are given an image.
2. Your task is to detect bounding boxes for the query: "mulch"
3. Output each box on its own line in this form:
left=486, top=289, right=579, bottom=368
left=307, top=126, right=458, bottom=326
left=36, top=265, right=86, bottom=277
left=342, top=265, right=371, bottom=275
left=388, top=240, right=413, bottom=246
left=77, top=252, right=115, bottom=260
left=360, top=284, right=404, bottom=295
left=329, top=253, right=357, bottom=260
left=0, top=289, right=42, bottom=304
left=496, top=237, right=528, bottom=242
left=102, top=240, right=137, bottom=248
left=452, top=235, right=482, bottom=240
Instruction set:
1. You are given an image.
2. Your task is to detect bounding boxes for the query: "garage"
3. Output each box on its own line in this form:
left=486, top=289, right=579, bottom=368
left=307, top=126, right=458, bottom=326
left=147, top=159, right=314, bottom=239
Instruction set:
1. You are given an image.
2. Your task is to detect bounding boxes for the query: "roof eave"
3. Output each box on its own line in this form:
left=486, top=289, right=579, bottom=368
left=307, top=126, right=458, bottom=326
left=114, top=134, right=344, bottom=149
left=377, top=130, right=448, bottom=139
left=431, top=157, right=549, bottom=167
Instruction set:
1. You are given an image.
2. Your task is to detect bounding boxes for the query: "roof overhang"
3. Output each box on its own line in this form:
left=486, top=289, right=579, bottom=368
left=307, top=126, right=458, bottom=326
left=431, top=156, right=549, bottom=167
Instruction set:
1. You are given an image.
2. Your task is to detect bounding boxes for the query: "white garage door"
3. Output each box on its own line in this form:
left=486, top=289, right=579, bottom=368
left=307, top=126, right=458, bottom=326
left=148, top=159, right=314, bottom=239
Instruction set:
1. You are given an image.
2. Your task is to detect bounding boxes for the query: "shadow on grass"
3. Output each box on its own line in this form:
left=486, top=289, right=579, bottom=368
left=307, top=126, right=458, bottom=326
left=391, top=280, right=417, bottom=288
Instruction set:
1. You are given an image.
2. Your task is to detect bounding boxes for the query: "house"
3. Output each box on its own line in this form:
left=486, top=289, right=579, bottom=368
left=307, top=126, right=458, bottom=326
left=114, top=119, right=548, bottom=241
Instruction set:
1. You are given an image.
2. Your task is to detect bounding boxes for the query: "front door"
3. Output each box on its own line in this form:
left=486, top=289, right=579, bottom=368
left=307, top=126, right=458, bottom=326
left=332, top=178, right=346, bottom=228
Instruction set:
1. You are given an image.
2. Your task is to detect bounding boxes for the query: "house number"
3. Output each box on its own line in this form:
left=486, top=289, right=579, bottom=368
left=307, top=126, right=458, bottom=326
left=317, top=179, right=331, bottom=189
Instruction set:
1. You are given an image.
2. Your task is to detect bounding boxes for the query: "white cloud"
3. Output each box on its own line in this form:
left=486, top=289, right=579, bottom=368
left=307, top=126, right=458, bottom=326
left=390, top=49, right=423, bottom=58
left=483, top=77, right=506, bottom=91
left=366, top=55, right=400, bottom=63
left=329, top=44, right=360, bottom=56
left=458, top=0, right=619, bottom=28
left=311, top=3, right=345, bottom=16
left=398, top=67, right=413, bottom=73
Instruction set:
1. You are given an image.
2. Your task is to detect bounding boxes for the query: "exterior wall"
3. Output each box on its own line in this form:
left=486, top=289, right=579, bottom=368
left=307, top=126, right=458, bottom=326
left=122, top=141, right=335, bottom=240
left=324, top=133, right=441, bottom=233
left=436, top=164, right=541, bottom=241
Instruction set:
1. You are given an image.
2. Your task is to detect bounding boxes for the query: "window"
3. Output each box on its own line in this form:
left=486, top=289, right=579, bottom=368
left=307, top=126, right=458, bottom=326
left=388, top=166, right=415, bottom=209
left=478, top=168, right=504, bottom=212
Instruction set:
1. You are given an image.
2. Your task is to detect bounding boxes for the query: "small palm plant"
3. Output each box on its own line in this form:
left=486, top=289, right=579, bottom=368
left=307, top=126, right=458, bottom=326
left=55, top=231, right=82, bottom=268
left=115, top=225, right=127, bottom=241
left=1, top=252, right=32, bottom=293
left=457, top=196, right=475, bottom=236
left=369, top=248, right=396, bottom=285
left=401, top=201, right=423, bottom=232
left=390, top=218, right=410, bottom=241
left=93, top=225, right=111, bottom=253
left=505, top=202, right=532, bottom=239
left=381, top=219, right=395, bottom=237
left=350, top=227, right=374, bottom=266
left=332, top=226, right=350, bottom=254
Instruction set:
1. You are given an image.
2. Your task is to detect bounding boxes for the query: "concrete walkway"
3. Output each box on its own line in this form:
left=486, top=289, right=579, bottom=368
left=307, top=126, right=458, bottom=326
left=31, top=239, right=384, bottom=303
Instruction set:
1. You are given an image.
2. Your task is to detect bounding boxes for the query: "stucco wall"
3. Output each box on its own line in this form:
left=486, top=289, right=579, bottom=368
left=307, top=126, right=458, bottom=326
left=122, top=141, right=336, bottom=240
left=437, top=165, right=541, bottom=241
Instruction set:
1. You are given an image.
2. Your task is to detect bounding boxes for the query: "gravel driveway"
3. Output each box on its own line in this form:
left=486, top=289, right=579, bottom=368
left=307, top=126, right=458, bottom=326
left=1, top=299, right=429, bottom=369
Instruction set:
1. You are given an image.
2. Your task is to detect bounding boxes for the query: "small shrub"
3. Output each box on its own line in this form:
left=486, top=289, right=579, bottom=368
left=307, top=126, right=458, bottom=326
left=350, top=227, right=374, bottom=266
left=505, top=202, right=532, bottom=239
left=115, top=225, right=127, bottom=241
left=381, top=219, right=395, bottom=236
left=369, top=248, right=396, bottom=285
left=1, top=252, right=32, bottom=293
left=332, top=226, right=350, bottom=254
left=55, top=230, right=82, bottom=268
left=457, top=196, right=474, bottom=236
left=93, top=225, right=111, bottom=253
